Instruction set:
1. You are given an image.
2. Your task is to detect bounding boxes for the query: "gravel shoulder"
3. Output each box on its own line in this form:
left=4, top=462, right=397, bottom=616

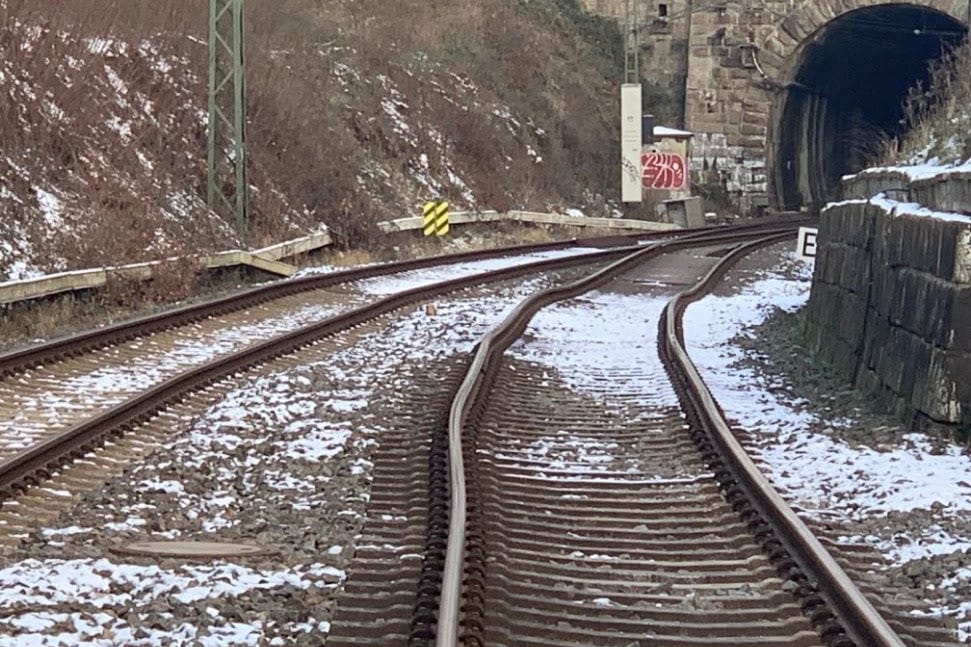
left=0, top=266, right=587, bottom=645
left=682, top=243, right=971, bottom=644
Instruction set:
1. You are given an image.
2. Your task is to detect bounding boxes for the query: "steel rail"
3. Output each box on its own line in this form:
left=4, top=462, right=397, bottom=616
left=660, top=236, right=906, bottom=647
left=0, top=219, right=809, bottom=378
left=0, top=239, right=597, bottom=377
left=436, top=226, right=797, bottom=647
left=0, top=231, right=738, bottom=498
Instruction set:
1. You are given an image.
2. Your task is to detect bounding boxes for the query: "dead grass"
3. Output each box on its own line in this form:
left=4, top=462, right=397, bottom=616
left=0, top=294, right=98, bottom=345
left=3, top=0, right=635, bottom=285
left=1, top=3, right=229, bottom=277
left=883, top=39, right=971, bottom=165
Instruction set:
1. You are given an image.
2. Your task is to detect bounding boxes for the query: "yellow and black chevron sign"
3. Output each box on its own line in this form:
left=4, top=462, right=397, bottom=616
left=422, top=201, right=450, bottom=237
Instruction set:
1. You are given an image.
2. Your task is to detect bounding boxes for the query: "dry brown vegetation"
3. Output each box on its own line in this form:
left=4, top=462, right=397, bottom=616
left=883, top=39, right=971, bottom=165
left=0, top=0, right=628, bottom=280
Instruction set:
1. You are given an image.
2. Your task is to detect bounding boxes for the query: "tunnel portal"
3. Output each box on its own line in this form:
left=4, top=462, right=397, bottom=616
left=775, top=4, right=967, bottom=211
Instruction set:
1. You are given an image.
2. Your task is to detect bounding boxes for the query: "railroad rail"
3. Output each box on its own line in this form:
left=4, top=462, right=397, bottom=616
left=434, top=231, right=912, bottom=646
left=1, top=220, right=955, bottom=646
left=0, top=237, right=599, bottom=377
left=0, top=219, right=801, bottom=378
left=6, top=220, right=903, bottom=647
left=0, top=226, right=791, bottom=507
left=659, top=239, right=905, bottom=647
left=323, top=223, right=831, bottom=645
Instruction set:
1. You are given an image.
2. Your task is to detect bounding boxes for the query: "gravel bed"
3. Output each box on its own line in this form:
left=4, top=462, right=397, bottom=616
left=737, top=305, right=971, bottom=642
left=0, top=270, right=578, bottom=646
left=682, top=244, right=971, bottom=643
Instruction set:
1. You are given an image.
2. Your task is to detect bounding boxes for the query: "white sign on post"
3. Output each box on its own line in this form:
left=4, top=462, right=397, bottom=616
left=620, top=84, right=642, bottom=203
left=796, top=227, right=818, bottom=260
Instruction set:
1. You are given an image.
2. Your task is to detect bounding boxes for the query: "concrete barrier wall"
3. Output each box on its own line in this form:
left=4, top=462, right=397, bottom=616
left=0, top=231, right=333, bottom=307
left=377, top=210, right=680, bottom=233
left=3, top=212, right=672, bottom=310
left=805, top=200, right=971, bottom=432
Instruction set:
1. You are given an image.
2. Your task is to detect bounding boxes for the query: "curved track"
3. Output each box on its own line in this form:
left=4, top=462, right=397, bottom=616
left=5, top=222, right=908, bottom=647
left=432, top=232, right=921, bottom=646
left=0, top=230, right=770, bottom=472
left=0, top=228, right=791, bottom=536
left=323, top=226, right=833, bottom=646
left=0, top=244, right=632, bottom=501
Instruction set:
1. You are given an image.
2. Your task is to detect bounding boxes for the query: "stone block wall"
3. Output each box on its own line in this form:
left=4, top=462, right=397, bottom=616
left=805, top=201, right=971, bottom=433
left=578, top=0, right=969, bottom=213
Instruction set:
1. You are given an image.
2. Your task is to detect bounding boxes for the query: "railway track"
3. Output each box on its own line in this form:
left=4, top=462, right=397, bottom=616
left=0, top=228, right=767, bottom=470
left=0, top=228, right=733, bottom=379
left=0, top=270, right=589, bottom=642
left=0, top=220, right=803, bottom=381
left=324, top=225, right=847, bottom=646
left=409, top=230, right=955, bottom=647
left=10, top=221, right=917, bottom=646
left=0, top=227, right=790, bottom=546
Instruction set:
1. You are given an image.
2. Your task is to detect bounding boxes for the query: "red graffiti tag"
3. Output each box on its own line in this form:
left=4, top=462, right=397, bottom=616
left=642, top=152, right=686, bottom=190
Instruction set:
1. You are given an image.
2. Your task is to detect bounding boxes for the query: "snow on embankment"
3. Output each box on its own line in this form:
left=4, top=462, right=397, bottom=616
left=0, top=20, right=317, bottom=282
left=2, top=27, right=209, bottom=279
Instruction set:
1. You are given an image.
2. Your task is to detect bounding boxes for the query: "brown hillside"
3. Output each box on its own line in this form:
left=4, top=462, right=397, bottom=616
left=0, top=0, right=625, bottom=280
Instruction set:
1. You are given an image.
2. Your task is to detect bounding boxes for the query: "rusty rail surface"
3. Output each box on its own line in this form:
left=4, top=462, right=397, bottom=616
left=659, top=237, right=905, bottom=647
left=438, top=230, right=905, bottom=647
left=0, top=219, right=807, bottom=378
left=0, top=229, right=755, bottom=500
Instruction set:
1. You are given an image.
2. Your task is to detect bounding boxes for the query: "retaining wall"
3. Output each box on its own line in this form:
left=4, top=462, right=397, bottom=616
left=1, top=212, right=674, bottom=310
left=805, top=198, right=971, bottom=433
left=0, top=231, right=333, bottom=308
left=376, top=210, right=680, bottom=234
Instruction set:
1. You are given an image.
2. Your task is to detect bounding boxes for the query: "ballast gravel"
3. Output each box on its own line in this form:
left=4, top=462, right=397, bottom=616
left=0, top=271, right=569, bottom=646
left=682, top=243, right=971, bottom=643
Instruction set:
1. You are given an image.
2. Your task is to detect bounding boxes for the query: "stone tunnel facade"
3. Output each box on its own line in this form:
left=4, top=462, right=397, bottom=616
left=582, top=0, right=971, bottom=212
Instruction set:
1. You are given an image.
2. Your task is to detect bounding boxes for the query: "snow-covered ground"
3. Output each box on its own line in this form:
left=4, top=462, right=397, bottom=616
left=0, top=268, right=563, bottom=645
left=0, top=559, right=343, bottom=646
left=511, top=289, right=678, bottom=404
left=6, top=238, right=966, bottom=642
left=0, top=248, right=605, bottom=456
left=493, top=278, right=701, bottom=483
left=298, top=245, right=605, bottom=296
left=682, top=249, right=971, bottom=641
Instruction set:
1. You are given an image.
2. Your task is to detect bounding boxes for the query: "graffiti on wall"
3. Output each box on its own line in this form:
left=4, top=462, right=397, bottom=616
left=642, top=151, right=687, bottom=190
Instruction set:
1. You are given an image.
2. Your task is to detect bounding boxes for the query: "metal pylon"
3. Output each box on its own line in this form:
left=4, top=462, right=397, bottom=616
left=624, top=0, right=640, bottom=85
left=207, top=0, right=248, bottom=242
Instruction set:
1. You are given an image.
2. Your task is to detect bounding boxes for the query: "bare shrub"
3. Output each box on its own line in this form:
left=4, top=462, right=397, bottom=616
left=3, top=0, right=637, bottom=280
left=886, top=40, right=971, bottom=164
left=100, top=259, right=203, bottom=308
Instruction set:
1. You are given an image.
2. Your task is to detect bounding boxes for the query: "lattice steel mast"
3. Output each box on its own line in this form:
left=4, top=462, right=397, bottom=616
left=207, top=0, right=248, bottom=242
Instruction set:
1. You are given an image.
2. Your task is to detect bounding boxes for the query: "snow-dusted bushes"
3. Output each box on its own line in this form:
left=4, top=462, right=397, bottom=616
left=0, top=6, right=239, bottom=279
left=885, top=40, right=971, bottom=165
left=1, top=0, right=629, bottom=281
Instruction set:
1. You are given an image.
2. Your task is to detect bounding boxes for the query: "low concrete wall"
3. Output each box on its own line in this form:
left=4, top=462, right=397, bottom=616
left=805, top=199, right=971, bottom=432
left=377, top=210, right=680, bottom=233
left=3, top=211, right=672, bottom=308
left=0, top=230, right=332, bottom=307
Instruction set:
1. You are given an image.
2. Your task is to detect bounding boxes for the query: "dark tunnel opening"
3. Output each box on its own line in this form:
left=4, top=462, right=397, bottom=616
left=775, top=5, right=967, bottom=211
